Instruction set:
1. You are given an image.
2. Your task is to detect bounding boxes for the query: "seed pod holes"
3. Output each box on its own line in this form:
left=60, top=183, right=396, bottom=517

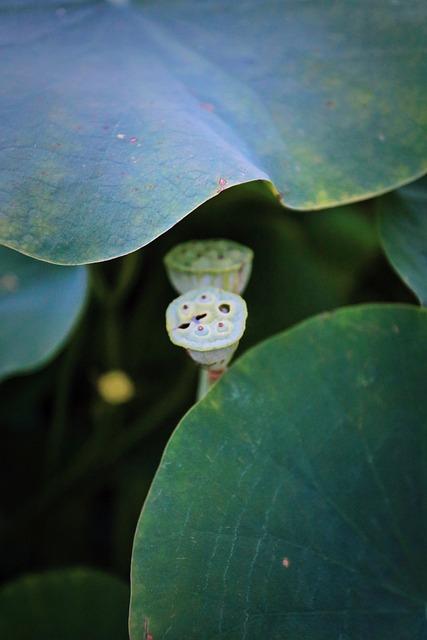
left=166, top=286, right=247, bottom=371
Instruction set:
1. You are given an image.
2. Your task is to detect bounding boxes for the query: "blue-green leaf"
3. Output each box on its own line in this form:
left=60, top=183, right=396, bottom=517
left=0, top=246, right=87, bottom=381
left=1, top=0, right=426, bottom=263
left=377, top=176, right=427, bottom=305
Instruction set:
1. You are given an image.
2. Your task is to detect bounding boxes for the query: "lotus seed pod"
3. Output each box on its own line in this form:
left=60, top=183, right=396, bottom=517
left=166, top=286, right=248, bottom=371
left=163, top=239, right=253, bottom=295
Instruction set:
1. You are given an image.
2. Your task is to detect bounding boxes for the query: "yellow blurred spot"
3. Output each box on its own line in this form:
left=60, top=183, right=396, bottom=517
left=97, top=370, right=135, bottom=405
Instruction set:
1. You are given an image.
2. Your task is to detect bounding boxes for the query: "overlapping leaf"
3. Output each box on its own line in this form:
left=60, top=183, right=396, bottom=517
left=377, top=176, right=427, bottom=305
left=0, top=246, right=87, bottom=381
left=130, top=304, right=427, bottom=639
left=1, top=0, right=426, bottom=263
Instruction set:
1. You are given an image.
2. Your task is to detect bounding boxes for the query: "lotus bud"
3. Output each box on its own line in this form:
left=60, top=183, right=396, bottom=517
left=166, top=286, right=247, bottom=371
left=163, top=239, right=253, bottom=295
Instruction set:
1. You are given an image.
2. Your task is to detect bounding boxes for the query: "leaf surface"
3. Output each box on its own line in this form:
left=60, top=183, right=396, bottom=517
left=1, top=0, right=426, bottom=263
left=130, top=304, right=427, bottom=639
left=0, top=568, right=129, bottom=640
left=0, top=246, right=87, bottom=381
left=377, top=176, right=427, bottom=305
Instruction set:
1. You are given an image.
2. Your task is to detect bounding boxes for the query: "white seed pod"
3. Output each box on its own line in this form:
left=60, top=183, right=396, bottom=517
left=166, top=286, right=248, bottom=371
left=163, top=238, right=253, bottom=295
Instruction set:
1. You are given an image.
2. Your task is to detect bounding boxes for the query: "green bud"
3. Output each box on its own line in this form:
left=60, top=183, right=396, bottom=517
left=166, top=286, right=248, bottom=371
left=164, top=239, right=253, bottom=295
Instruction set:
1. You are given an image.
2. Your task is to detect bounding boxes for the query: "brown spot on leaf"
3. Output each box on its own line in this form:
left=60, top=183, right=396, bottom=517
left=201, top=102, right=215, bottom=112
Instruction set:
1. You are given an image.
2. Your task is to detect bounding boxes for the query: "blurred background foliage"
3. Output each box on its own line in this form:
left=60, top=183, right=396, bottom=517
left=0, top=181, right=416, bottom=596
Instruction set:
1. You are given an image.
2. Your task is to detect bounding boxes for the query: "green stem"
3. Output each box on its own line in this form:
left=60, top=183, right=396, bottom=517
left=1, top=365, right=195, bottom=547
left=104, top=305, right=122, bottom=368
left=196, top=368, right=211, bottom=401
left=89, top=251, right=144, bottom=307
left=90, top=252, right=144, bottom=369
left=45, top=324, right=83, bottom=477
left=89, top=263, right=109, bottom=303
left=196, top=367, right=227, bottom=401
left=110, top=250, right=144, bottom=306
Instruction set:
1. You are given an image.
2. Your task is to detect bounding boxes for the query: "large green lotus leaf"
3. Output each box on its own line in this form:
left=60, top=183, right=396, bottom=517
left=0, top=568, right=129, bottom=639
left=0, top=245, right=87, bottom=381
left=377, top=176, right=427, bottom=305
left=130, top=305, right=427, bottom=639
left=1, top=1, right=426, bottom=264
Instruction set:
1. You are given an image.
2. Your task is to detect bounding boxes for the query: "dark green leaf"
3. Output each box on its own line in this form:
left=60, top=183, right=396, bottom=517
left=0, top=568, right=129, bottom=640
left=377, top=176, right=427, bottom=305
left=130, top=305, right=427, bottom=639
left=1, top=0, right=426, bottom=263
left=0, top=246, right=87, bottom=381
